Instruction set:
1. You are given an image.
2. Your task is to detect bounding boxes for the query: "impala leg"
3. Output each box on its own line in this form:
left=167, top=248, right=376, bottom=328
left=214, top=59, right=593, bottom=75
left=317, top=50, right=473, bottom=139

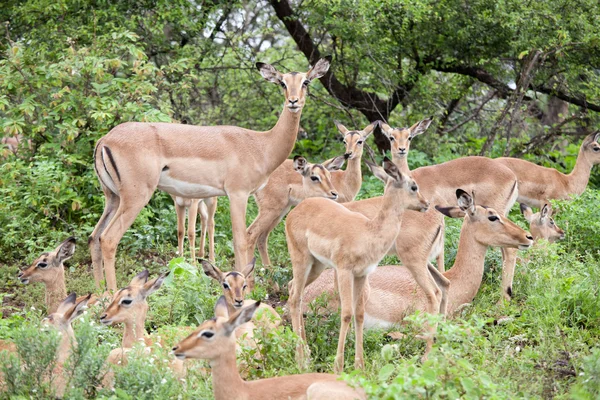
left=205, top=197, right=217, bottom=262
left=100, top=194, right=152, bottom=292
left=175, top=202, right=186, bottom=258
left=197, top=201, right=208, bottom=259
left=188, top=200, right=199, bottom=262
left=334, top=269, right=354, bottom=374
left=407, top=262, right=442, bottom=316
left=247, top=202, right=290, bottom=267
left=427, top=263, right=450, bottom=316
left=89, top=188, right=119, bottom=290
left=500, top=247, right=518, bottom=302
left=352, top=274, right=367, bottom=370
left=228, top=193, right=250, bottom=272
left=436, top=227, right=445, bottom=273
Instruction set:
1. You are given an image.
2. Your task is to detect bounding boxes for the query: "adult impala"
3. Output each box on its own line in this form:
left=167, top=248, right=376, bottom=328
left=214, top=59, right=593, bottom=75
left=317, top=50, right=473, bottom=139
left=89, top=58, right=331, bottom=291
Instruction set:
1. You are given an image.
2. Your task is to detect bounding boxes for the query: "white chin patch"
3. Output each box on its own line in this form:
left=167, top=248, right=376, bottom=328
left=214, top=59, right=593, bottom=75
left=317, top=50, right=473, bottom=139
left=21, top=279, right=29, bottom=284
left=287, top=107, right=301, bottom=113
left=175, top=354, right=186, bottom=360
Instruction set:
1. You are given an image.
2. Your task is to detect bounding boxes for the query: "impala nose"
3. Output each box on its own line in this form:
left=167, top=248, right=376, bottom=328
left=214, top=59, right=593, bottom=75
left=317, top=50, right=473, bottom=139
left=344, top=152, right=352, bottom=159
left=289, top=98, right=299, bottom=105
left=172, top=346, right=178, bottom=352
left=526, top=234, right=533, bottom=241
left=331, top=191, right=338, bottom=199
left=234, top=299, right=243, bottom=307
left=17, top=272, right=23, bottom=278
left=100, top=314, right=107, bottom=320
left=399, top=148, right=406, bottom=153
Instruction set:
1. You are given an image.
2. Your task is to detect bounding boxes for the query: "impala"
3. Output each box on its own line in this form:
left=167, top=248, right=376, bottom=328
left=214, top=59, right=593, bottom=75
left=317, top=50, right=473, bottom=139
left=286, top=158, right=429, bottom=373
left=246, top=155, right=344, bottom=266
left=171, top=302, right=366, bottom=400
left=89, top=58, right=331, bottom=291
left=520, top=203, right=565, bottom=242
left=171, top=195, right=217, bottom=262
left=303, top=191, right=534, bottom=330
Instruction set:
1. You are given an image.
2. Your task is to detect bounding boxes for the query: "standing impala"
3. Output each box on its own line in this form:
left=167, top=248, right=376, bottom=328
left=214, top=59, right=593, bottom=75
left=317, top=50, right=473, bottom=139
left=286, top=158, right=429, bottom=373
left=495, top=131, right=600, bottom=208
left=246, top=155, right=344, bottom=266
left=89, top=58, right=331, bottom=291
left=303, top=191, right=534, bottom=330
left=171, top=195, right=217, bottom=262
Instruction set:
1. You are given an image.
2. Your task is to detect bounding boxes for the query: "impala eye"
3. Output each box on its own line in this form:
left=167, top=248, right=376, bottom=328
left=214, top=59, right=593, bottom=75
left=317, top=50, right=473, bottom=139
left=357, top=140, right=363, bottom=145
left=200, top=331, right=215, bottom=339
left=280, top=81, right=286, bottom=89
left=411, top=185, right=418, bottom=192
left=550, top=219, right=555, bottom=226
left=302, top=80, right=310, bottom=86
left=120, top=299, right=133, bottom=306
left=311, top=176, right=320, bottom=182
left=37, top=262, right=48, bottom=269
left=593, top=146, right=600, bottom=152
left=389, top=137, right=395, bottom=141
left=242, top=284, right=248, bottom=290
left=223, top=282, right=230, bottom=290
left=488, top=216, right=499, bottom=222
left=408, top=136, right=413, bottom=141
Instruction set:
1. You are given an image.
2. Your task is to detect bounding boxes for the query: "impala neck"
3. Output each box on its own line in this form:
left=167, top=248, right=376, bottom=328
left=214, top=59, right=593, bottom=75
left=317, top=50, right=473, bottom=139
left=444, top=224, right=488, bottom=313
left=122, top=305, right=148, bottom=348
left=567, top=147, right=594, bottom=195
left=210, top=341, right=246, bottom=400
left=46, top=269, right=67, bottom=313
left=263, top=105, right=301, bottom=175
left=56, top=326, right=76, bottom=365
left=340, top=154, right=363, bottom=200
left=368, top=188, right=404, bottom=237
left=392, top=154, right=411, bottom=175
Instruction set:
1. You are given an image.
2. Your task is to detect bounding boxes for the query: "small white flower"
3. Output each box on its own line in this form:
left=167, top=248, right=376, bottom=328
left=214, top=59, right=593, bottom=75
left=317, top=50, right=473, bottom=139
left=265, top=294, right=269, bottom=300
left=30, top=306, right=36, bottom=311
left=161, top=378, right=167, bottom=385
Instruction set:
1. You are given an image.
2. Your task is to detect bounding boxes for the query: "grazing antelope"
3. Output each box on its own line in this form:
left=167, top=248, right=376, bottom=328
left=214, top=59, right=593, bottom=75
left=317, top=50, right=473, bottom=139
left=17, top=237, right=97, bottom=313
left=89, top=58, right=331, bottom=292
left=303, top=191, right=534, bottom=331
left=44, top=293, right=92, bottom=397
left=202, top=258, right=281, bottom=328
left=520, top=203, right=565, bottom=242
left=286, top=158, right=429, bottom=373
left=495, top=131, right=600, bottom=209
left=170, top=195, right=217, bottom=262
left=380, top=119, right=521, bottom=302
left=171, top=302, right=366, bottom=400
left=246, top=155, right=345, bottom=266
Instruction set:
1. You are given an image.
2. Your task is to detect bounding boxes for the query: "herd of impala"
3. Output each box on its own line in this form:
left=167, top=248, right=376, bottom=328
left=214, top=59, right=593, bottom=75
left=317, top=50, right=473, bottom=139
left=3, top=57, right=600, bottom=399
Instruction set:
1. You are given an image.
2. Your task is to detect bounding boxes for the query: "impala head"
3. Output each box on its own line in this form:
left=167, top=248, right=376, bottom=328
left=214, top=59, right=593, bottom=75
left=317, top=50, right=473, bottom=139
left=293, top=155, right=341, bottom=200
left=18, top=237, right=76, bottom=285
left=334, top=121, right=378, bottom=160
left=172, top=301, right=260, bottom=360
left=202, top=259, right=255, bottom=310
left=520, top=203, right=565, bottom=242
left=43, top=293, right=91, bottom=332
left=582, top=131, right=600, bottom=164
left=380, top=117, right=433, bottom=158
left=437, top=190, right=534, bottom=250
left=256, top=57, right=331, bottom=114
left=99, top=270, right=168, bottom=325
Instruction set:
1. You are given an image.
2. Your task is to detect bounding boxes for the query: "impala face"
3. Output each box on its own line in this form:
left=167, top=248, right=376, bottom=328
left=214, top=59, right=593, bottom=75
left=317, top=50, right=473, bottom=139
left=202, top=259, right=255, bottom=309
left=18, top=237, right=76, bottom=285
left=521, top=203, right=565, bottom=242
left=381, top=158, right=430, bottom=212
left=293, top=156, right=340, bottom=200
left=99, top=270, right=167, bottom=325
left=256, top=58, right=331, bottom=114
left=380, top=118, right=433, bottom=159
left=334, top=121, right=378, bottom=160
left=583, top=131, right=600, bottom=164
left=43, top=293, right=91, bottom=330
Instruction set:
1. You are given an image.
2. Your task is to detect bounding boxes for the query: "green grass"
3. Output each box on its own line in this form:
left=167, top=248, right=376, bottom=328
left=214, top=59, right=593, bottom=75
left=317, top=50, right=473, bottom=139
left=1, top=184, right=600, bottom=399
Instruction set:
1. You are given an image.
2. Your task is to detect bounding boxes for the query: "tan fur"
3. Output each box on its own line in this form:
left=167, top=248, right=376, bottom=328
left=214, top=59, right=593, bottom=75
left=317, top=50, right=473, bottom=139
left=381, top=121, right=521, bottom=302
left=172, top=303, right=365, bottom=400
left=88, top=59, right=331, bottom=292
left=1, top=135, right=31, bottom=155
left=521, top=204, right=565, bottom=242
left=246, top=155, right=344, bottom=266
left=171, top=195, right=217, bottom=262
left=496, top=132, right=600, bottom=208
left=286, top=159, right=429, bottom=373
left=303, top=192, right=533, bottom=327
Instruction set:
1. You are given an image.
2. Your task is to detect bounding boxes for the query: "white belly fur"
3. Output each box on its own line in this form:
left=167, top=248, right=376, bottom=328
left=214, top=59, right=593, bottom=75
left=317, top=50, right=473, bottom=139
left=158, top=171, right=226, bottom=198
left=364, top=313, right=394, bottom=330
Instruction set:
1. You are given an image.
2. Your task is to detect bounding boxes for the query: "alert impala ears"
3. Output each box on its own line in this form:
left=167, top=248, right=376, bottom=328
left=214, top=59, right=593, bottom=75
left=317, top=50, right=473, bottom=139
left=256, top=62, right=284, bottom=83
left=306, top=57, right=331, bottom=81
left=223, top=301, right=261, bottom=336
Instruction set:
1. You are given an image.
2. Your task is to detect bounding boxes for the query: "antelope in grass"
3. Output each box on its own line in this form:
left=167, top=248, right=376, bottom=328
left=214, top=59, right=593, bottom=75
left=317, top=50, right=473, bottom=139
left=172, top=302, right=366, bottom=400
left=246, top=155, right=345, bottom=267
left=380, top=119, right=521, bottom=302
left=17, top=238, right=97, bottom=313
left=89, top=58, right=331, bottom=292
left=171, top=195, right=217, bottom=262
left=520, top=203, right=565, bottom=242
left=495, top=131, right=600, bottom=209
left=286, top=158, right=429, bottom=373
left=303, top=191, right=533, bottom=332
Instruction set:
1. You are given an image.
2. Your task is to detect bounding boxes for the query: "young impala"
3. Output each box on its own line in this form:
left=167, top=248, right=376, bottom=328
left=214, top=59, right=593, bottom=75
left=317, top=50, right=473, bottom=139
left=286, top=158, right=429, bottom=373
left=303, top=191, right=534, bottom=331
left=520, top=203, right=565, bottom=242
left=89, top=58, right=331, bottom=291
left=171, top=302, right=366, bottom=400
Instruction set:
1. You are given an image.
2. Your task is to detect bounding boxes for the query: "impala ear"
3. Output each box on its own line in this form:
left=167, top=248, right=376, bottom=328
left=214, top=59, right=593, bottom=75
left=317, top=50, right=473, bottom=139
left=520, top=203, right=534, bottom=223
left=435, top=205, right=466, bottom=218
left=56, top=292, right=77, bottom=316
left=141, top=272, right=169, bottom=298
left=408, top=117, right=433, bottom=138
left=256, top=62, right=283, bottom=83
left=306, top=56, right=331, bottom=81
left=241, top=258, right=256, bottom=279
left=293, top=155, right=310, bottom=176
left=362, top=121, right=378, bottom=138
left=223, top=301, right=261, bottom=336
left=322, top=156, right=345, bottom=171
left=379, top=122, right=393, bottom=138
left=214, top=295, right=229, bottom=319
left=334, top=120, right=349, bottom=136
left=130, top=270, right=150, bottom=287
left=365, top=159, right=390, bottom=183
left=382, top=157, right=404, bottom=183
left=201, top=259, right=224, bottom=283
left=540, top=204, right=550, bottom=222
left=456, top=189, right=475, bottom=215
left=64, top=294, right=92, bottom=323
left=56, top=237, right=76, bottom=263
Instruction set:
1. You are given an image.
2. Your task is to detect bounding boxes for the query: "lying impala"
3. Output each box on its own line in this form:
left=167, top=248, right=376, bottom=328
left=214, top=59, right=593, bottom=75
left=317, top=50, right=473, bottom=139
left=246, top=155, right=345, bottom=266
left=17, top=238, right=97, bottom=313
left=520, top=203, right=565, bottom=242
left=171, top=302, right=366, bottom=400
left=495, top=131, right=600, bottom=209
left=171, top=195, right=217, bottom=262
left=303, top=190, right=533, bottom=329
left=380, top=119, right=521, bottom=302
left=89, top=58, right=331, bottom=292
left=286, top=158, right=429, bottom=373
